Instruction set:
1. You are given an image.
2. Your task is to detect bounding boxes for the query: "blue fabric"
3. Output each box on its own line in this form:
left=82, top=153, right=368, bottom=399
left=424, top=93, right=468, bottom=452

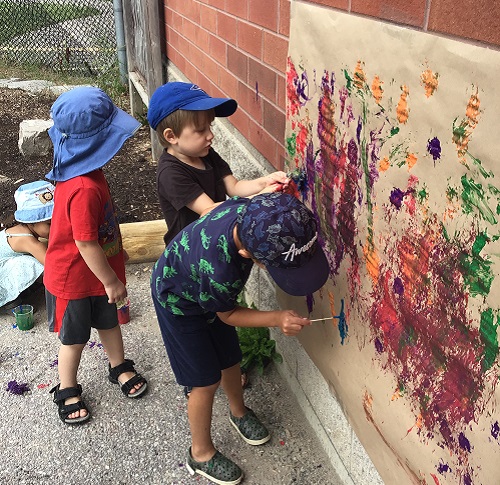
left=0, top=230, right=43, bottom=307
left=46, top=87, right=141, bottom=182
left=151, top=197, right=252, bottom=316
left=147, top=82, right=237, bottom=129
left=14, top=180, right=55, bottom=223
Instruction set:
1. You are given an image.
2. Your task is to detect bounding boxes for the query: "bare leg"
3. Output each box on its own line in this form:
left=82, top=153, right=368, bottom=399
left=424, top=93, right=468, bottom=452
left=221, top=363, right=247, bottom=418
left=58, top=343, right=86, bottom=419
left=188, top=382, right=219, bottom=462
left=98, top=325, right=143, bottom=394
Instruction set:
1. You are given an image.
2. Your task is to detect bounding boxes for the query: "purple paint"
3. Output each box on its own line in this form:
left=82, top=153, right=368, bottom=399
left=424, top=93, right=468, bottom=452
left=427, top=137, right=441, bottom=163
left=356, top=117, right=362, bottom=143
left=255, top=81, right=259, bottom=101
left=6, top=380, right=30, bottom=395
left=463, top=472, right=472, bottom=485
left=49, top=358, right=58, bottom=368
left=458, top=432, right=472, bottom=452
left=492, top=421, right=500, bottom=440
left=437, top=461, right=451, bottom=474
left=390, top=188, right=406, bottom=209
left=393, top=277, right=404, bottom=295
left=375, top=337, right=384, bottom=353
left=347, top=139, right=358, bottom=164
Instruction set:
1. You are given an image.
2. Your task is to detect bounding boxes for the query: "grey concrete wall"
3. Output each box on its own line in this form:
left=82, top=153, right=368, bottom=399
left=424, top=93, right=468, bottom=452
left=166, top=63, right=383, bottom=485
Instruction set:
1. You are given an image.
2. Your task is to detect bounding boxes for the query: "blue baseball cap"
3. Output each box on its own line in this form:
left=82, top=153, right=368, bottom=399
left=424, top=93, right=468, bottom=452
left=237, top=193, right=330, bottom=296
left=46, top=87, right=141, bottom=182
left=147, top=82, right=237, bottom=129
left=14, top=180, right=55, bottom=223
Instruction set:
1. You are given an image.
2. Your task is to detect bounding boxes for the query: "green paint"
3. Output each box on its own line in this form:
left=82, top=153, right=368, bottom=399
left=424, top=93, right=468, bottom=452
left=390, top=126, right=399, bottom=137
left=467, top=152, right=493, bottom=179
left=343, top=69, right=353, bottom=92
left=459, top=232, right=494, bottom=297
left=446, top=184, right=459, bottom=202
left=461, top=175, right=497, bottom=225
left=417, top=185, right=428, bottom=204
left=479, top=308, right=499, bottom=371
left=286, top=133, right=297, bottom=158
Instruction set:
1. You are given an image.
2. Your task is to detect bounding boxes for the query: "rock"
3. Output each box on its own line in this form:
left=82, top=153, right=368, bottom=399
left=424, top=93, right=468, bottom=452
left=18, top=119, right=54, bottom=157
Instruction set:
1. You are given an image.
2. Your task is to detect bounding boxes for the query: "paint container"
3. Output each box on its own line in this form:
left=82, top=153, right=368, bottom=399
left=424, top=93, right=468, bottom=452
left=117, top=298, right=130, bottom=325
left=13, top=304, right=34, bottom=331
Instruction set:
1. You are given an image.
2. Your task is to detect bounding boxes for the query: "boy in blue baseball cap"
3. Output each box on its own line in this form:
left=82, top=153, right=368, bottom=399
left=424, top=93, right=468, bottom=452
left=44, top=87, right=148, bottom=425
left=151, top=191, right=329, bottom=484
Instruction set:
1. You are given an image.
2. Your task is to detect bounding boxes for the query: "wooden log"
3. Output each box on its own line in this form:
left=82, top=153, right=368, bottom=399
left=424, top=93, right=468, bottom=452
left=120, top=220, right=167, bottom=264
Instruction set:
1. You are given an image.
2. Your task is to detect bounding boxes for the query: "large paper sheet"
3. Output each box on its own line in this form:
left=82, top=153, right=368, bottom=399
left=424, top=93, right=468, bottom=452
left=286, top=3, right=500, bottom=484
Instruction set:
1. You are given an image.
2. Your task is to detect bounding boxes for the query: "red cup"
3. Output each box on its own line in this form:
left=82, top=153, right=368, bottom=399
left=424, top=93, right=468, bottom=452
left=117, top=299, right=130, bottom=324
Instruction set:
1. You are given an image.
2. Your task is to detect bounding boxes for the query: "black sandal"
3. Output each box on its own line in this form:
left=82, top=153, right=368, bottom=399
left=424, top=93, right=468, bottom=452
left=49, top=384, right=90, bottom=425
left=108, top=359, right=148, bottom=398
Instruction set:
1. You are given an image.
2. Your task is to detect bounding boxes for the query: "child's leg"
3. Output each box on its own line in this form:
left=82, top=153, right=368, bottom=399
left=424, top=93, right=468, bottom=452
left=58, top=343, right=86, bottom=419
left=97, top=325, right=145, bottom=394
left=188, top=382, right=219, bottom=462
left=221, top=363, right=247, bottom=418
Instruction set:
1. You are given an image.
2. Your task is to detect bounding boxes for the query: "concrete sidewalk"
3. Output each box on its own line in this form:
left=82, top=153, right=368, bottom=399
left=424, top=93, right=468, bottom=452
left=0, top=262, right=343, bottom=485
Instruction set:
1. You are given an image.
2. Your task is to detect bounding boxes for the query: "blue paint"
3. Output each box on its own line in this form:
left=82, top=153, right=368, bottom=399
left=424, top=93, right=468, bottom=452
left=334, top=299, right=348, bottom=345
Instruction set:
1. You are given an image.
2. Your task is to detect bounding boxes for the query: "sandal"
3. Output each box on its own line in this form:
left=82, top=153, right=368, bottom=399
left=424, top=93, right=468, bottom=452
left=108, top=359, right=148, bottom=398
left=49, top=384, right=90, bottom=425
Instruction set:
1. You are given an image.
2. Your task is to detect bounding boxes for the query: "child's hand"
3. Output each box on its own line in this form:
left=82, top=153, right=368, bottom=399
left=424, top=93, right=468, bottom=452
left=265, top=171, right=289, bottom=187
left=104, top=279, right=127, bottom=304
left=277, top=310, right=311, bottom=336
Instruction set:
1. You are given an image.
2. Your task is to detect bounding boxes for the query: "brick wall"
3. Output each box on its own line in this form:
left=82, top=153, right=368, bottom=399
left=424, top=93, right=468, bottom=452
left=161, top=0, right=500, bottom=171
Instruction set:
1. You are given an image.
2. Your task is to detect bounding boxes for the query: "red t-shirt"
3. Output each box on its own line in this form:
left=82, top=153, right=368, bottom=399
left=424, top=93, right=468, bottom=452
left=44, top=170, right=126, bottom=299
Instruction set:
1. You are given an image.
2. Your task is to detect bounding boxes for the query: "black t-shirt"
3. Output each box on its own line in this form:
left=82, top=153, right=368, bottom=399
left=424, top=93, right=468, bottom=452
left=156, top=148, right=233, bottom=245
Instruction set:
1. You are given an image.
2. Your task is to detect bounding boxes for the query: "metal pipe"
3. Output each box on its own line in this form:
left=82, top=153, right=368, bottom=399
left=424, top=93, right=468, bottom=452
left=113, top=0, right=127, bottom=85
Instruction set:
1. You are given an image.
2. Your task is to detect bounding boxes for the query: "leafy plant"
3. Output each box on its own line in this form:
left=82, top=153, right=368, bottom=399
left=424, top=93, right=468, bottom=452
left=236, top=292, right=283, bottom=375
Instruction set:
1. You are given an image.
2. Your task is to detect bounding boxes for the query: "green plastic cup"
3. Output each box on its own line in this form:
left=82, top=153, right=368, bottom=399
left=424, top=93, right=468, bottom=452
left=13, top=304, right=34, bottom=331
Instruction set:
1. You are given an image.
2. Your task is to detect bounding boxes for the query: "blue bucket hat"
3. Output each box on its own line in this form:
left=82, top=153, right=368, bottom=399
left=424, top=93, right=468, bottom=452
left=147, top=82, right=237, bottom=129
left=14, top=180, right=55, bottom=223
left=46, top=87, right=141, bottom=182
left=237, top=192, right=329, bottom=296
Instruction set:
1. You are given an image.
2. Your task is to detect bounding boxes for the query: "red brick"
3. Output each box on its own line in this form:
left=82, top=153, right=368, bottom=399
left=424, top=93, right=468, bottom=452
left=276, top=145, right=286, bottom=172
left=307, top=0, right=349, bottom=9
left=208, top=33, right=226, bottom=65
left=196, top=26, right=210, bottom=50
left=237, top=81, right=263, bottom=124
left=248, top=58, right=277, bottom=102
left=263, top=100, right=285, bottom=141
left=218, top=68, right=239, bottom=97
left=428, top=0, right=500, bottom=47
left=279, top=0, right=290, bottom=36
left=217, top=12, right=237, bottom=44
left=225, top=1, right=248, bottom=19
left=277, top=74, right=286, bottom=110
left=238, top=21, right=263, bottom=59
left=200, top=4, right=217, bottom=32
left=208, top=0, right=225, bottom=8
left=182, top=18, right=197, bottom=43
left=201, top=54, right=219, bottom=83
left=230, top=109, right=251, bottom=141
left=352, top=0, right=426, bottom=27
left=248, top=119, right=278, bottom=164
left=263, top=32, right=287, bottom=73
left=227, top=46, right=248, bottom=82
left=249, top=0, right=279, bottom=31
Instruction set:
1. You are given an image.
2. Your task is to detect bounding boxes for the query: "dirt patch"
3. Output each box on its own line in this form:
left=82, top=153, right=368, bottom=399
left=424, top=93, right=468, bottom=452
left=0, top=87, right=162, bottom=228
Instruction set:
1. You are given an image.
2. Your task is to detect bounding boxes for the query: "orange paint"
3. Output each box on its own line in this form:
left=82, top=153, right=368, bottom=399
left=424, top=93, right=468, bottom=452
left=466, top=86, right=480, bottom=128
left=406, top=153, right=417, bottom=170
left=353, top=60, right=366, bottom=90
left=396, top=85, right=409, bottom=124
left=391, top=388, right=402, bottom=401
left=363, top=242, right=380, bottom=285
left=379, top=156, right=390, bottom=172
left=420, top=69, right=439, bottom=98
left=453, top=87, right=480, bottom=163
left=371, top=75, right=383, bottom=103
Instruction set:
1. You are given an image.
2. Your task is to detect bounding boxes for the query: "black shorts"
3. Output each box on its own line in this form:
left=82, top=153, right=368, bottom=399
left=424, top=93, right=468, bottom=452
left=152, top=296, right=242, bottom=388
left=46, top=289, right=118, bottom=345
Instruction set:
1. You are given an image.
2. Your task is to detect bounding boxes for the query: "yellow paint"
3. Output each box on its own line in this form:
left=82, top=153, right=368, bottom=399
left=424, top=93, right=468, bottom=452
left=396, top=85, right=409, bottom=124
left=406, top=153, right=417, bottom=170
left=420, top=69, right=439, bottom=98
left=363, top=242, right=380, bottom=285
left=354, top=60, right=366, bottom=90
left=379, top=157, right=390, bottom=172
left=371, top=75, right=383, bottom=103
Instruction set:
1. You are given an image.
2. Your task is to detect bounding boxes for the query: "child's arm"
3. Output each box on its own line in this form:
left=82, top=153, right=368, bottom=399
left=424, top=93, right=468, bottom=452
left=8, top=235, right=48, bottom=265
left=217, top=306, right=311, bottom=337
left=222, top=172, right=289, bottom=197
left=75, top=239, right=127, bottom=304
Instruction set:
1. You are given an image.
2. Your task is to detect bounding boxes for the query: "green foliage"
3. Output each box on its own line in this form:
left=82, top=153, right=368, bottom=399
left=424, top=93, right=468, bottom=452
left=0, top=2, right=99, bottom=44
left=236, top=292, right=282, bottom=375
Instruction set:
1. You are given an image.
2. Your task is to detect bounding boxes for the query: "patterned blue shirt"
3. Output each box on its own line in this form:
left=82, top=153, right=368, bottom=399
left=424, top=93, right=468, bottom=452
left=151, top=197, right=253, bottom=316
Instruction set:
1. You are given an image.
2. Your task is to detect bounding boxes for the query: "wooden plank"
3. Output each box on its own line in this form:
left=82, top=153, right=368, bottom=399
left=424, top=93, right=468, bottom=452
left=120, top=219, right=167, bottom=264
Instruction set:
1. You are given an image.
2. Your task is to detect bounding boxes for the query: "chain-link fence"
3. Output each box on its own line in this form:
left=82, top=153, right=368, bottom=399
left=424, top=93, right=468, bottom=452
left=0, top=0, right=117, bottom=76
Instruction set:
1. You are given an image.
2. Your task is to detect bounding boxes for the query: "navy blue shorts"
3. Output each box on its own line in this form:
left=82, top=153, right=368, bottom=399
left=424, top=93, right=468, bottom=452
left=152, top=296, right=242, bottom=388
left=46, top=289, right=118, bottom=345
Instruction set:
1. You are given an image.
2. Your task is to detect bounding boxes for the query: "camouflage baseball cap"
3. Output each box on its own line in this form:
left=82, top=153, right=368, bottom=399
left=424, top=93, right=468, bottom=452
left=237, top=192, right=329, bottom=296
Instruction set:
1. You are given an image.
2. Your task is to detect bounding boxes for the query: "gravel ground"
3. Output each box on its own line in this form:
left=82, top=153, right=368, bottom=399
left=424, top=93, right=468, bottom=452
left=0, top=263, right=341, bottom=485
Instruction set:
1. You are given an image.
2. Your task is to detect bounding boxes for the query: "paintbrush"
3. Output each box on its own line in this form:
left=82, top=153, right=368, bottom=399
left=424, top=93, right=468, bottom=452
left=308, top=317, right=334, bottom=322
